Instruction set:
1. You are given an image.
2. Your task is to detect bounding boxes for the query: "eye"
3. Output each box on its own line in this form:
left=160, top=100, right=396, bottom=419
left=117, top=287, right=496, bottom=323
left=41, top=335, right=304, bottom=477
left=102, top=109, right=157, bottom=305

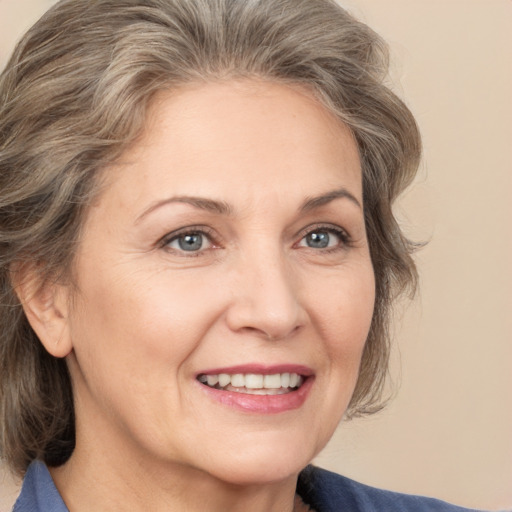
left=163, top=229, right=215, bottom=253
left=297, top=226, right=349, bottom=250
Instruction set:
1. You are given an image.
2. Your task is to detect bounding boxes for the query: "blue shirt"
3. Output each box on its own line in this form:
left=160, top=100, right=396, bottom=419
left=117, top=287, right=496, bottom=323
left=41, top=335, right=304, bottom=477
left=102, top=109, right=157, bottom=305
left=13, top=460, right=489, bottom=511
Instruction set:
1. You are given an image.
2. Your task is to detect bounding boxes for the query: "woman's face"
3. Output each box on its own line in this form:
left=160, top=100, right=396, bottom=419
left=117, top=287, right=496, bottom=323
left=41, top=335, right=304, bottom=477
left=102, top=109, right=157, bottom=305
left=64, top=80, right=375, bottom=485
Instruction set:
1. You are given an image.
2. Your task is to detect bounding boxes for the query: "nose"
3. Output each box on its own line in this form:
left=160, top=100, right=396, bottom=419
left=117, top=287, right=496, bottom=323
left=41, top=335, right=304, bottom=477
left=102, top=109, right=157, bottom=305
left=225, top=249, right=306, bottom=341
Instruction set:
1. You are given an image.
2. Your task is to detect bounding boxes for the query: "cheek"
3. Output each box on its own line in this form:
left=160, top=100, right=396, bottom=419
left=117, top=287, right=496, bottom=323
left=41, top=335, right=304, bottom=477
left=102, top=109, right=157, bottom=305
left=303, top=262, right=375, bottom=450
left=69, top=265, right=222, bottom=378
left=316, top=263, right=375, bottom=351
left=311, top=261, right=376, bottom=416
left=65, top=268, right=220, bottom=441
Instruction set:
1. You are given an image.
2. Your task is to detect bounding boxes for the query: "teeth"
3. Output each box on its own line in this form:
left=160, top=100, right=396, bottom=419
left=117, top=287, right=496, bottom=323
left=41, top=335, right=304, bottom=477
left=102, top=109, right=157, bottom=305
left=231, top=374, right=244, bottom=387
left=226, top=386, right=290, bottom=395
left=218, top=373, right=230, bottom=387
left=198, top=372, right=304, bottom=391
left=263, top=374, right=281, bottom=389
left=206, top=375, right=219, bottom=386
left=245, top=374, right=264, bottom=389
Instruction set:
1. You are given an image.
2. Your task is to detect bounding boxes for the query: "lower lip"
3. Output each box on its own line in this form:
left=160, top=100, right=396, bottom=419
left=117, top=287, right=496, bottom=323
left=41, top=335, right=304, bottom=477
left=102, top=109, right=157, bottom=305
left=197, top=377, right=314, bottom=414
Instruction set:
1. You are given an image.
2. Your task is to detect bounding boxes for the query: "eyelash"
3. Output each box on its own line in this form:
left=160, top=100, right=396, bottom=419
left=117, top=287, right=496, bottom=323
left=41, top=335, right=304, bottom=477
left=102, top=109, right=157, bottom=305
left=160, top=226, right=219, bottom=257
left=295, top=223, right=352, bottom=253
left=159, top=223, right=352, bottom=256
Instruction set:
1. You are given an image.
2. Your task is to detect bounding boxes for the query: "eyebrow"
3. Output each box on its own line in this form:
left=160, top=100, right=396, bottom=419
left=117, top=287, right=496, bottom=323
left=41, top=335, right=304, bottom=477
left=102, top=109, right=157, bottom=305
left=300, top=188, right=362, bottom=211
left=135, top=187, right=361, bottom=224
left=135, top=196, right=232, bottom=224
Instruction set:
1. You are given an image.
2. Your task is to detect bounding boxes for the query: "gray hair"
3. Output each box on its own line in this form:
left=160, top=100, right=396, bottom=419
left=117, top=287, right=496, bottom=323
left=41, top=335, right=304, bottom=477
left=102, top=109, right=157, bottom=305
left=0, top=0, right=421, bottom=476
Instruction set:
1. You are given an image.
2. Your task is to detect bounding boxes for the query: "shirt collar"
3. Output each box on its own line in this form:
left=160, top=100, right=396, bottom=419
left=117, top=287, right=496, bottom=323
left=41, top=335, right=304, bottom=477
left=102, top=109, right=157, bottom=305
left=13, top=460, right=69, bottom=512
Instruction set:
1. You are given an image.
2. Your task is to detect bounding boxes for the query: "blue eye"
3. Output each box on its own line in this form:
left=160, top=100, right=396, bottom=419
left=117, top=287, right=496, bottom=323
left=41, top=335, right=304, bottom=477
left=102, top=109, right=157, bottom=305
left=305, top=231, right=331, bottom=248
left=165, top=232, right=212, bottom=252
left=298, top=227, right=347, bottom=250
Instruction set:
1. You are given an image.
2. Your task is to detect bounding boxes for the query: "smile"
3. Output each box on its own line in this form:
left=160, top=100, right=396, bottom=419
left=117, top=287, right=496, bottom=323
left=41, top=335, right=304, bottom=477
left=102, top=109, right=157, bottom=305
left=197, top=372, right=304, bottom=395
left=196, top=365, right=314, bottom=413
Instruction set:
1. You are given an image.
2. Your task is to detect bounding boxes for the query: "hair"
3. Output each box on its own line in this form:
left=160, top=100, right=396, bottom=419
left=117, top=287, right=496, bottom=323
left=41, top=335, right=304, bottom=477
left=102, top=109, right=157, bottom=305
left=0, top=0, right=421, bottom=476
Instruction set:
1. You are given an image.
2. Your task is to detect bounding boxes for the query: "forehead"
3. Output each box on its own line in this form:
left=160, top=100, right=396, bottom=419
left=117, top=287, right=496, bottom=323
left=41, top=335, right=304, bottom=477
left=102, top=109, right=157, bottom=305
left=98, top=79, right=362, bottom=215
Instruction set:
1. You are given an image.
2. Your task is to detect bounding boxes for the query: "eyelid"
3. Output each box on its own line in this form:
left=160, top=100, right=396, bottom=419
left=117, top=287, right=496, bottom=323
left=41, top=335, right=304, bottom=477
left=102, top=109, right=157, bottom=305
left=157, top=222, right=352, bottom=255
left=295, top=223, right=352, bottom=248
left=159, top=225, right=220, bottom=252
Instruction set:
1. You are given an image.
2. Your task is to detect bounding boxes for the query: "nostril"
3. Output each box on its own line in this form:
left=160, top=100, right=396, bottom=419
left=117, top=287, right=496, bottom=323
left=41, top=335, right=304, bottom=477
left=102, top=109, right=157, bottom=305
left=264, top=324, right=302, bottom=341
left=224, top=277, right=305, bottom=340
left=234, top=323, right=302, bottom=342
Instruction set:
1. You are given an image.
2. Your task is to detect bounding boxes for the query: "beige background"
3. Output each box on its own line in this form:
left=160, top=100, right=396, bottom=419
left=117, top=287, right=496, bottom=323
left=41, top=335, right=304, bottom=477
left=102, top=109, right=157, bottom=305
left=1, top=0, right=511, bottom=510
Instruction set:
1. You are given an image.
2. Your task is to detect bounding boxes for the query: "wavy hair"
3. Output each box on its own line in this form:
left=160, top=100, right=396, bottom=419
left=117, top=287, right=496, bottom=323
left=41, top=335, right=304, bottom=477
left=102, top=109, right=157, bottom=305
left=0, top=0, right=421, bottom=476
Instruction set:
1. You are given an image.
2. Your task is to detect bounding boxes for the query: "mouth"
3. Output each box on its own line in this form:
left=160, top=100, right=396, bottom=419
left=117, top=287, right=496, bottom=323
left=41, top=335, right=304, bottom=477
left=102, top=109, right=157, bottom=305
left=197, top=372, right=305, bottom=395
left=195, top=364, right=314, bottom=413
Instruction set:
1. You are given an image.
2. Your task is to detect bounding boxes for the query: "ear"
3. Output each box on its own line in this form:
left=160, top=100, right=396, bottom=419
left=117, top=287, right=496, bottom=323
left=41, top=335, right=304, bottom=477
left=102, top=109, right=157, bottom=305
left=12, top=264, right=73, bottom=358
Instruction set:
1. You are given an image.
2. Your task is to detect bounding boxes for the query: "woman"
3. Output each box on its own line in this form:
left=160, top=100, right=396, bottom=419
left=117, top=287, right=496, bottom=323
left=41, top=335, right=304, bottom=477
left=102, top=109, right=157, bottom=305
left=0, top=0, right=485, bottom=510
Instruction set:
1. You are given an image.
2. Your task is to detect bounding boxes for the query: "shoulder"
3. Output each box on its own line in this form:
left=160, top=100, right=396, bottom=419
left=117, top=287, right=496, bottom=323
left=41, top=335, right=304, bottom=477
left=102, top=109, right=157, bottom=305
left=297, top=465, right=489, bottom=512
left=12, top=461, right=68, bottom=512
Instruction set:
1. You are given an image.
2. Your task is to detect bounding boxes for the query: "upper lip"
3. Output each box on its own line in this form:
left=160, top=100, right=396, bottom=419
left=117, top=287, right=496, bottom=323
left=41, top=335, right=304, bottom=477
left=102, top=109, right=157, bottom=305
left=196, top=364, right=314, bottom=377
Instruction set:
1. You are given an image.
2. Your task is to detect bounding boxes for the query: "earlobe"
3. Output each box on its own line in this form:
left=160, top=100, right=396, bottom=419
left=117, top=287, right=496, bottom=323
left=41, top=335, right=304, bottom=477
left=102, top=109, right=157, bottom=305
left=11, top=265, right=73, bottom=358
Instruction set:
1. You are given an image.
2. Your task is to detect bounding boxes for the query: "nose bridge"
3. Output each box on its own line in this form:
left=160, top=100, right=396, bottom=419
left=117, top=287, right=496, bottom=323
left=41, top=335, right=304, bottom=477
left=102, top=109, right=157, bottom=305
left=226, top=239, right=304, bottom=340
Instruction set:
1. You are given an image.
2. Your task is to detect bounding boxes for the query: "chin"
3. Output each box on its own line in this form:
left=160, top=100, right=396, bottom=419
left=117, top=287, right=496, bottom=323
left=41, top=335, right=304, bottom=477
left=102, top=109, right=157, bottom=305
left=197, top=438, right=319, bottom=487
left=209, top=461, right=306, bottom=488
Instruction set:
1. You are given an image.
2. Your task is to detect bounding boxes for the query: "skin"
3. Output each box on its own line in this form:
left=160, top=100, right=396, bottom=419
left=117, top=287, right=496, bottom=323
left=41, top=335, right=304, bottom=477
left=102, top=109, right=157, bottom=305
left=24, top=80, right=375, bottom=511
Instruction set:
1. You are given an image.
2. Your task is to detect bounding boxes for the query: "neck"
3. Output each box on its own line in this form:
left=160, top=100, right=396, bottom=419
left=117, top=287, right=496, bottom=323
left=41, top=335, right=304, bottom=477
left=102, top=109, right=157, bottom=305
left=51, top=444, right=301, bottom=512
